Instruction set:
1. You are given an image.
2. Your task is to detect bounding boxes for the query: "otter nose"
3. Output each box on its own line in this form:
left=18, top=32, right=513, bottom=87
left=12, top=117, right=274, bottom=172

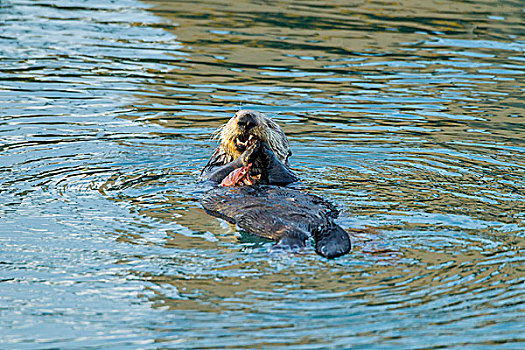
left=237, top=112, right=257, bottom=130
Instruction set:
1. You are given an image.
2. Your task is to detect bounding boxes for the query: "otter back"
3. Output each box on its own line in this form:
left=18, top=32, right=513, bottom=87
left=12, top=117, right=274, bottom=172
left=201, top=185, right=351, bottom=258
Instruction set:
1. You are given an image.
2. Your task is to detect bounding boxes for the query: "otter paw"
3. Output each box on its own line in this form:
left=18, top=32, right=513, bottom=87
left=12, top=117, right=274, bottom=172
left=270, top=230, right=308, bottom=254
left=241, top=140, right=261, bottom=165
left=315, top=226, right=351, bottom=259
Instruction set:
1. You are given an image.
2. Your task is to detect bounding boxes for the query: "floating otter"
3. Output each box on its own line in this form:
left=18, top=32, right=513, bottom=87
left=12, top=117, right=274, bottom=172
left=200, top=110, right=351, bottom=258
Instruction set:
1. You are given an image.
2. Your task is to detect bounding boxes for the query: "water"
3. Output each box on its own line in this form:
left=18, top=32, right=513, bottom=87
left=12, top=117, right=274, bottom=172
left=1, top=0, right=524, bottom=348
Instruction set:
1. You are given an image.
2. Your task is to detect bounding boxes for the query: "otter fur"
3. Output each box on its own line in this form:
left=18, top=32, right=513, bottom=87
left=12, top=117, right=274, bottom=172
left=201, top=110, right=297, bottom=185
left=215, top=110, right=291, bottom=165
left=200, top=110, right=351, bottom=258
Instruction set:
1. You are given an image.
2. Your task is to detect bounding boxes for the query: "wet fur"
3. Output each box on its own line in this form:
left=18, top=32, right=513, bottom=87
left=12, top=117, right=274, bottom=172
left=200, top=110, right=351, bottom=258
left=202, top=110, right=292, bottom=177
left=217, top=110, right=291, bottom=164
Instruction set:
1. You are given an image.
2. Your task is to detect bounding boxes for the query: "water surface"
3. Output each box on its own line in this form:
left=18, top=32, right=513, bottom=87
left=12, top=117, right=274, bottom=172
left=1, top=0, right=524, bottom=348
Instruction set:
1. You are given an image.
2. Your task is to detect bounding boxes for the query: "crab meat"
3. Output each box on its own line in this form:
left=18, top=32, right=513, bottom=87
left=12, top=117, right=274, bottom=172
left=220, top=163, right=253, bottom=187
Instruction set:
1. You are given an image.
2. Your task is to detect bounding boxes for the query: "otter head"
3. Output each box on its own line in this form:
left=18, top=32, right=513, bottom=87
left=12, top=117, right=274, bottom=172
left=218, top=110, right=291, bottom=165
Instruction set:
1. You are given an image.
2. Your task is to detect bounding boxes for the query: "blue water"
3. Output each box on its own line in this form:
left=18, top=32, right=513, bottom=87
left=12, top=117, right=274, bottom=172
left=1, top=0, right=524, bottom=348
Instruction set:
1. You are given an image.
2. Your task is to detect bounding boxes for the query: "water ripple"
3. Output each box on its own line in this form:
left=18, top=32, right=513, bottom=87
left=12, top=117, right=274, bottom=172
left=1, top=0, right=524, bottom=348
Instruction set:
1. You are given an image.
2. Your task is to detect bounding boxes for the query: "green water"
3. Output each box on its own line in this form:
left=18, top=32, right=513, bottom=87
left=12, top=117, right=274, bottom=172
left=1, top=0, right=524, bottom=348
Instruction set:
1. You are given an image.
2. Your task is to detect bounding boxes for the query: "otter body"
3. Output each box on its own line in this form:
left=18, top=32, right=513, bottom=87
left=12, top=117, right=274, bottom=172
left=200, top=110, right=351, bottom=258
left=202, top=185, right=351, bottom=258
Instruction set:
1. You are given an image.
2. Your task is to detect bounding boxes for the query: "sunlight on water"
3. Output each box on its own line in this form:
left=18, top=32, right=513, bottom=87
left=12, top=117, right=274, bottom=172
left=1, top=0, right=524, bottom=348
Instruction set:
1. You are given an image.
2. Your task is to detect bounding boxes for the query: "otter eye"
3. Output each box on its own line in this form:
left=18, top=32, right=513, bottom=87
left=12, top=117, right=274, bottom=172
left=266, top=121, right=276, bottom=129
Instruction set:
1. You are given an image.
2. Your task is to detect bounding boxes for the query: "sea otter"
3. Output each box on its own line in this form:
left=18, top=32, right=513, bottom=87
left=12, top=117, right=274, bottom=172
left=200, top=110, right=351, bottom=258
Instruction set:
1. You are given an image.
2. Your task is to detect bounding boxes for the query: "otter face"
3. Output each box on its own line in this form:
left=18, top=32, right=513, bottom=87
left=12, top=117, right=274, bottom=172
left=218, top=110, right=291, bottom=165
left=231, top=111, right=258, bottom=152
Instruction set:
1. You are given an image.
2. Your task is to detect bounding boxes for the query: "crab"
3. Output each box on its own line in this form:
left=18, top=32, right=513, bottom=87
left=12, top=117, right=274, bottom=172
left=220, top=163, right=254, bottom=187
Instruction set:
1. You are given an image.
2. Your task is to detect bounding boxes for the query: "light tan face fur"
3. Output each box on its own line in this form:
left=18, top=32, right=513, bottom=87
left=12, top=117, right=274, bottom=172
left=217, top=110, right=290, bottom=164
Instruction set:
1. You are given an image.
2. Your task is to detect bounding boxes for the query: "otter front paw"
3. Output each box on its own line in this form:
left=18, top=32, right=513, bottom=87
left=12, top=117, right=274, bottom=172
left=315, top=225, right=351, bottom=258
left=240, top=140, right=261, bottom=166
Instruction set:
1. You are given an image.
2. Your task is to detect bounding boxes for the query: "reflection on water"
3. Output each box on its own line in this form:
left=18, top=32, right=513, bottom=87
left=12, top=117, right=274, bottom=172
left=1, top=0, right=524, bottom=348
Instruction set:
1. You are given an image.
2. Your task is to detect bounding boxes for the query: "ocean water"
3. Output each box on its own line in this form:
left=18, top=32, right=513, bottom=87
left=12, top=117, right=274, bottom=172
left=1, top=0, right=524, bottom=348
